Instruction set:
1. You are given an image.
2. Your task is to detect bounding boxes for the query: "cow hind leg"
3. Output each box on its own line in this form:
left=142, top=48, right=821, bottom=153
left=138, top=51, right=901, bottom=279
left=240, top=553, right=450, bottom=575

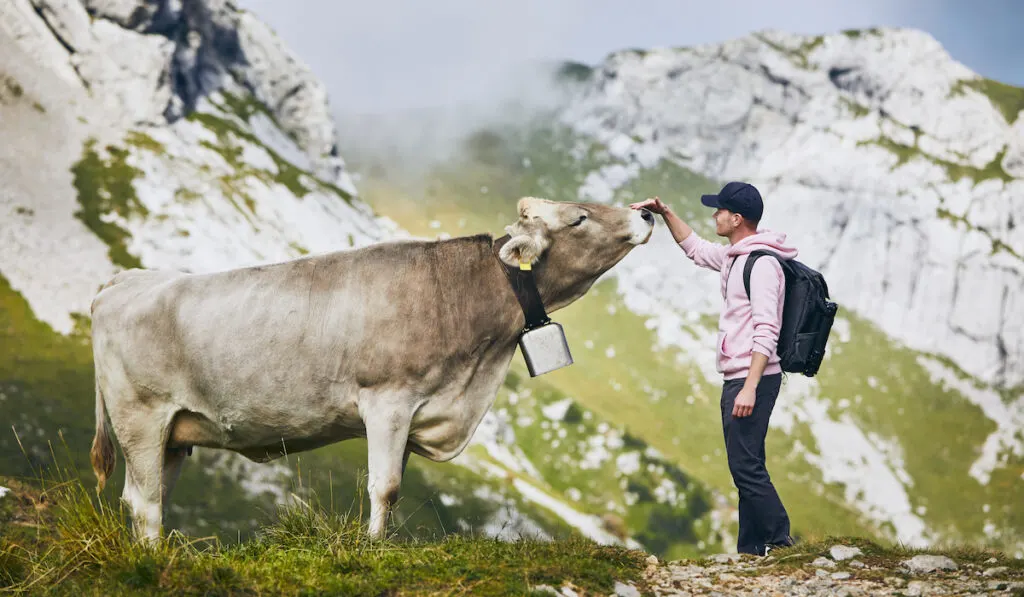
left=362, top=405, right=414, bottom=540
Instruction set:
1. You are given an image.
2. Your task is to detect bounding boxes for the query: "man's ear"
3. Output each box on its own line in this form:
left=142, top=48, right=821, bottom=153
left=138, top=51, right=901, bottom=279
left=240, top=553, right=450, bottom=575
left=499, top=233, right=543, bottom=267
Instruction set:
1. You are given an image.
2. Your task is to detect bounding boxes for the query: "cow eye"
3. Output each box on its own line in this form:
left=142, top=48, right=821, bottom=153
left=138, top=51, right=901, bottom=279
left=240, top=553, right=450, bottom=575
left=569, top=214, right=587, bottom=227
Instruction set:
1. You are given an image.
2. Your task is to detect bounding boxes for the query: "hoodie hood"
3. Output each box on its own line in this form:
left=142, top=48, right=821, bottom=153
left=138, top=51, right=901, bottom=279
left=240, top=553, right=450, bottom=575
left=725, top=229, right=799, bottom=260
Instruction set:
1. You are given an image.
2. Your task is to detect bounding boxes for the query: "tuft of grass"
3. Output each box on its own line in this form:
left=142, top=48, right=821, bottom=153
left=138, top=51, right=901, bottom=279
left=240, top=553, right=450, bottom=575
left=0, top=469, right=648, bottom=596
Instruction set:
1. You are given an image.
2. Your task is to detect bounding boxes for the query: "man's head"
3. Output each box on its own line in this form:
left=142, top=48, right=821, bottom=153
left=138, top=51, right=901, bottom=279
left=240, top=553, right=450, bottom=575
left=499, top=197, right=654, bottom=310
left=700, top=182, right=763, bottom=239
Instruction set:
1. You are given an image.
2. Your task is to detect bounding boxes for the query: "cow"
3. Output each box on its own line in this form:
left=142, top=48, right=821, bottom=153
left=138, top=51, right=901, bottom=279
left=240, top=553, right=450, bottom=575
left=89, top=197, right=656, bottom=542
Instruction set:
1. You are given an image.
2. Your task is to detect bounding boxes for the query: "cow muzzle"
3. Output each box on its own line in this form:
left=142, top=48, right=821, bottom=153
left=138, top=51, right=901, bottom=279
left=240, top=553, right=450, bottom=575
left=629, top=208, right=655, bottom=244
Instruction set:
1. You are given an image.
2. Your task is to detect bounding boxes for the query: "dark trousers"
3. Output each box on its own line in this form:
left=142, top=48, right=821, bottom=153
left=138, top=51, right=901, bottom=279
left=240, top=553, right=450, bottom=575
left=720, top=373, right=791, bottom=555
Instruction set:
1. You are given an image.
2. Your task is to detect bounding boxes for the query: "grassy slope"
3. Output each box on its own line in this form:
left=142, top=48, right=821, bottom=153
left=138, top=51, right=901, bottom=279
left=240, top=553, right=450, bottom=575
left=3, top=474, right=1020, bottom=595
left=0, top=476, right=646, bottom=596
left=346, top=119, right=1023, bottom=551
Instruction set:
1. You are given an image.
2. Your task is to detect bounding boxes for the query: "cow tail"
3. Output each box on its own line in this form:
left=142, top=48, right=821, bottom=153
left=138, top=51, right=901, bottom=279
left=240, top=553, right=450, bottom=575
left=90, top=378, right=116, bottom=492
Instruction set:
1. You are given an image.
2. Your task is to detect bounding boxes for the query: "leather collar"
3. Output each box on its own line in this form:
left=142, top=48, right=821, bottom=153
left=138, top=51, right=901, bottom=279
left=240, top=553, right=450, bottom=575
left=492, top=234, right=551, bottom=331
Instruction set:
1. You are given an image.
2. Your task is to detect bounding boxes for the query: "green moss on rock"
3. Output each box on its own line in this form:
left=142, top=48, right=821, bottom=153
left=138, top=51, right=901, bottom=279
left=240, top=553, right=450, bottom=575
left=840, top=97, right=871, bottom=118
left=859, top=137, right=1013, bottom=186
left=937, top=207, right=1022, bottom=261
left=755, top=33, right=824, bottom=68
left=0, top=75, right=23, bottom=100
left=188, top=111, right=334, bottom=202
left=951, top=78, right=1024, bottom=124
left=71, top=138, right=147, bottom=269
left=125, top=130, right=165, bottom=153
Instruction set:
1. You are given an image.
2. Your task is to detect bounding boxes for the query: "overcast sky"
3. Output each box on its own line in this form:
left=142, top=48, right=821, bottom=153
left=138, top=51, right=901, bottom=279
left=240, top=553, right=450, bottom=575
left=238, top=0, right=1023, bottom=116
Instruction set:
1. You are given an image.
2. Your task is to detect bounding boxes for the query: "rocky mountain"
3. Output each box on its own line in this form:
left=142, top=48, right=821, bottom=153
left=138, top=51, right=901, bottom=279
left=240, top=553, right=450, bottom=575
left=0, top=0, right=723, bottom=558
left=1, top=0, right=1021, bottom=559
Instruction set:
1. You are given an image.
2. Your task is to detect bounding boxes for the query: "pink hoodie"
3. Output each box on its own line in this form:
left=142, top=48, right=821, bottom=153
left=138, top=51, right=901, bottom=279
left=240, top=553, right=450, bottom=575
left=679, top=230, right=799, bottom=381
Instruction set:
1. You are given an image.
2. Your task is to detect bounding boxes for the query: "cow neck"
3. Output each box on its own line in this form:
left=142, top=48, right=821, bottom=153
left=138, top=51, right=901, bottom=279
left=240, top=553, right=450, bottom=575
left=492, top=234, right=552, bottom=331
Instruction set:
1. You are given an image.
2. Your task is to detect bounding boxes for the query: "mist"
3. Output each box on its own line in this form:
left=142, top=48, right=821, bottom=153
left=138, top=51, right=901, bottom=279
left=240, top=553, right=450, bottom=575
left=234, top=0, right=1022, bottom=172
left=236, top=0, right=591, bottom=169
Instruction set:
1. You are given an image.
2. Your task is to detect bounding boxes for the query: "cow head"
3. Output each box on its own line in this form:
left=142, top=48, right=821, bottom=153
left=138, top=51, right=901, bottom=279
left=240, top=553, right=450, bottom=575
left=499, top=197, right=655, bottom=311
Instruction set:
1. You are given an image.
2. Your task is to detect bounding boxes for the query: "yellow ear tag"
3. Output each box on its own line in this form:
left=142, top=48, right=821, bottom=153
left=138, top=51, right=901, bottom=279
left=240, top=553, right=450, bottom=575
left=519, top=261, right=532, bottom=271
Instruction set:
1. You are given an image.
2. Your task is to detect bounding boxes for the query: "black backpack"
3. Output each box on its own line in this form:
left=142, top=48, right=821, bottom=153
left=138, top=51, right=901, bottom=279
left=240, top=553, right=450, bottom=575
left=738, top=250, right=839, bottom=377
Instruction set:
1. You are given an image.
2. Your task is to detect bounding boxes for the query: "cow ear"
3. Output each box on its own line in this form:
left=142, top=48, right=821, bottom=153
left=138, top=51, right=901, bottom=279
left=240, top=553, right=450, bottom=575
left=499, top=234, right=543, bottom=267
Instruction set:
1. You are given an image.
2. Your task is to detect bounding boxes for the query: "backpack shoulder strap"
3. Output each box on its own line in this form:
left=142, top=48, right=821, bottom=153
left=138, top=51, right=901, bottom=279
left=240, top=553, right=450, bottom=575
left=742, top=250, right=782, bottom=299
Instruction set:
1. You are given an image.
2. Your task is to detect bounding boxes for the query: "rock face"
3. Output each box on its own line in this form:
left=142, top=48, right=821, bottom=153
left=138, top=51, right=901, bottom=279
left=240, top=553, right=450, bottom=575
left=0, top=0, right=367, bottom=334
left=4, top=0, right=354, bottom=190
left=560, top=27, right=1024, bottom=391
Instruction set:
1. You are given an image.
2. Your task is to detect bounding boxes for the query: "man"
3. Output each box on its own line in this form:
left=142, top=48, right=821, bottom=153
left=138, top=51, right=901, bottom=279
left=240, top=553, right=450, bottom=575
left=631, top=181, right=797, bottom=556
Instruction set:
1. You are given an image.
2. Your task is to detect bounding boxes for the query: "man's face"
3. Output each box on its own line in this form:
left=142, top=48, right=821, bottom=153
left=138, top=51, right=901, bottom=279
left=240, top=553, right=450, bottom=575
left=713, top=208, right=741, bottom=237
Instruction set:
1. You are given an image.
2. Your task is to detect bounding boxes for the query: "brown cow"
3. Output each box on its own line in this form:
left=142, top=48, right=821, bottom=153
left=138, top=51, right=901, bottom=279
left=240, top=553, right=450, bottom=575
left=89, top=197, right=655, bottom=541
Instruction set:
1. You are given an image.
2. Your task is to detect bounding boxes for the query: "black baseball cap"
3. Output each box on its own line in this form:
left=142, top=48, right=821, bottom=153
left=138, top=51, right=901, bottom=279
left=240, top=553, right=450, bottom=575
left=700, top=181, right=763, bottom=222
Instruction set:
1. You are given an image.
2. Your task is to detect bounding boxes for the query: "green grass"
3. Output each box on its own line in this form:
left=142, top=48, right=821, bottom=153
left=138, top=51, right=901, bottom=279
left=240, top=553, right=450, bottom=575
left=951, top=78, right=1024, bottom=124
left=840, top=28, right=882, bottom=39
left=754, top=33, right=824, bottom=68
left=186, top=97, right=352, bottom=203
left=0, top=273, right=97, bottom=478
left=486, top=368, right=722, bottom=560
left=858, top=136, right=1013, bottom=186
left=840, top=97, right=871, bottom=118
left=189, top=111, right=315, bottom=201
left=71, top=138, right=147, bottom=269
left=0, top=471, right=647, bottom=596
left=937, top=207, right=1022, bottom=261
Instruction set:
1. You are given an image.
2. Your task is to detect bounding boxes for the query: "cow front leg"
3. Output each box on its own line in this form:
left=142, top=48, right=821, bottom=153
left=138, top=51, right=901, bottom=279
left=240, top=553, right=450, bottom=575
left=362, top=407, right=413, bottom=540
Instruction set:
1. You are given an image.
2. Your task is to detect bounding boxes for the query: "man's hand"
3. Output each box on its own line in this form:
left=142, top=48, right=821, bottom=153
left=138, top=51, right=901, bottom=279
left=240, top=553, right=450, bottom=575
left=732, top=385, right=756, bottom=418
left=630, top=196, right=694, bottom=244
left=630, top=196, right=669, bottom=215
